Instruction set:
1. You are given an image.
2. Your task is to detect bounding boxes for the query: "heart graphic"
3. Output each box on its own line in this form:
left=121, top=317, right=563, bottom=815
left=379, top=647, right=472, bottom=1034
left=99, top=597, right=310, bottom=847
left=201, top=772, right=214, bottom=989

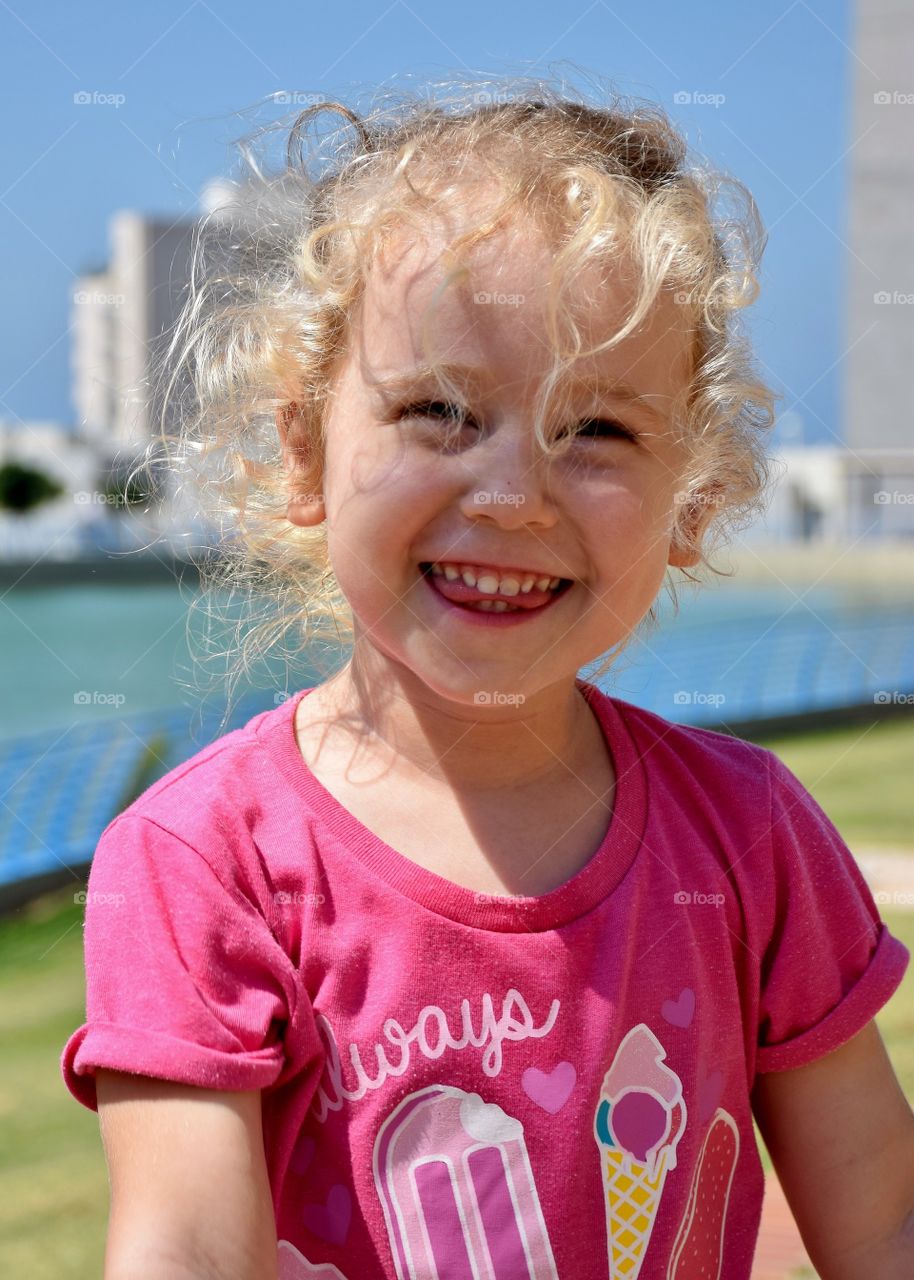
left=661, top=987, right=696, bottom=1028
left=302, top=1185, right=352, bottom=1246
left=522, top=1061, right=577, bottom=1114
left=697, top=1068, right=724, bottom=1124
left=290, top=1134, right=316, bottom=1176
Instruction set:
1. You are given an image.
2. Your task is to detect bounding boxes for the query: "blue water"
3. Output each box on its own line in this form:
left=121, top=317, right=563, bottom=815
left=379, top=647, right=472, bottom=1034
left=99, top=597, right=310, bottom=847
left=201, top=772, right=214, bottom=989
left=2, top=576, right=912, bottom=740
left=0, top=581, right=321, bottom=740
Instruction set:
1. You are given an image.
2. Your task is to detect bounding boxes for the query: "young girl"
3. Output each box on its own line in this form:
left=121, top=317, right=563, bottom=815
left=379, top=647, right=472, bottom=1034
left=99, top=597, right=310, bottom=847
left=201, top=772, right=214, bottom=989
left=61, top=77, right=914, bottom=1278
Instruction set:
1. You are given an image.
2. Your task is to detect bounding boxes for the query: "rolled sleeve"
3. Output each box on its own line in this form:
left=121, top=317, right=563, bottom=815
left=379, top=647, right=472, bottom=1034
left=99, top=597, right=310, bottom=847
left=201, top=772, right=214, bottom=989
left=61, top=814, right=296, bottom=1110
left=755, top=752, right=910, bottom=1074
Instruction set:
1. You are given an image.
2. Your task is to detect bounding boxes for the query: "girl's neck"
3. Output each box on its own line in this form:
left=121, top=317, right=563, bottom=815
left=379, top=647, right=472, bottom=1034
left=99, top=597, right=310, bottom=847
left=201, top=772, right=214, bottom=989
left=303, top=654, right=607, bottom=795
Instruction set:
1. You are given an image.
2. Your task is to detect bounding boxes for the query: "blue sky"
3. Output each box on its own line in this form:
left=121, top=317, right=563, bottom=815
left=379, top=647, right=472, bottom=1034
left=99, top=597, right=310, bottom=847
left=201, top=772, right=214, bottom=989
left=0, top=0, right=856, bottom=444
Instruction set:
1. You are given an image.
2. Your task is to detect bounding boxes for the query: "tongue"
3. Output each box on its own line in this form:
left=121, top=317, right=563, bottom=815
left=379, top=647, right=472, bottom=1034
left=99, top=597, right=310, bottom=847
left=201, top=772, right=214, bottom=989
left=427, top=571, right=559, bottom=610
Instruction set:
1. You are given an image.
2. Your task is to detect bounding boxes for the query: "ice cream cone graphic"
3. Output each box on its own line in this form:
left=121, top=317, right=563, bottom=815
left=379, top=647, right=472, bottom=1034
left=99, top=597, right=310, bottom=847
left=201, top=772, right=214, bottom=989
left=593, top=1024, right=686, bottom=1279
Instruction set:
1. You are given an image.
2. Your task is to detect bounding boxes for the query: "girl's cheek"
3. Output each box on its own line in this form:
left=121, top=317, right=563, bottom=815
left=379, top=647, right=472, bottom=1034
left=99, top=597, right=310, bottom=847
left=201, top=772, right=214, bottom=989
left=571, top=478, right=643, bottom=526
left=344, top=430, right=435, bottom=486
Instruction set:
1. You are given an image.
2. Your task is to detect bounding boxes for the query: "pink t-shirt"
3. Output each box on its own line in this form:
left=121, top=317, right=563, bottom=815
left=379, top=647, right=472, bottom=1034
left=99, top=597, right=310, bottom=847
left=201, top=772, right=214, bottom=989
left=61, top=679, right=909, bottom=1279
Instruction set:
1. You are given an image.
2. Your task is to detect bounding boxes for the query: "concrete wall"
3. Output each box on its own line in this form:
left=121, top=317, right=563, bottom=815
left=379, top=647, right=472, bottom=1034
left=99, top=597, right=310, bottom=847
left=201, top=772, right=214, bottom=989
left=845, top=0, right=914, bottom=452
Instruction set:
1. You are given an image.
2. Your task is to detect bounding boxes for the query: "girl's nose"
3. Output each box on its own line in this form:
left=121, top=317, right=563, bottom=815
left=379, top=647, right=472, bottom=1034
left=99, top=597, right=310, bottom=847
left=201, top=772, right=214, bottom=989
left=455, top=427, right=559, bottom=528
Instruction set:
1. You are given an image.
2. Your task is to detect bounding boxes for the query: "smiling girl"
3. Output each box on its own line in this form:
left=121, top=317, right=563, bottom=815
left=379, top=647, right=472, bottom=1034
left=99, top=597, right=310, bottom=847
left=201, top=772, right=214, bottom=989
left=62, top=76, right=914, bottom=1279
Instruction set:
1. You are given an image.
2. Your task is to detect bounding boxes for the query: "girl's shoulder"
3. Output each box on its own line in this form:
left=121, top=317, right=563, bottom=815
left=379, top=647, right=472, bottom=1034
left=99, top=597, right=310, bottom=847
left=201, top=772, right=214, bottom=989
left=600, top=689, right=842, bottom=863
left=608, top=690, right=880, bottom=918
left=596, top=686, right=776, bottom=792
left=106, top=691, right=303, bottom=854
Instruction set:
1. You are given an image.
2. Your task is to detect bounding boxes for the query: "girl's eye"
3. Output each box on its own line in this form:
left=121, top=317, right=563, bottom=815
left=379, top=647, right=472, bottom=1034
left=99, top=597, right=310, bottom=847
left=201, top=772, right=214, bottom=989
left=393, top=404, right=634, bottom=443
left=569, top=417, right=636, bottom=441
left=397, top=400, right=472, bottom=425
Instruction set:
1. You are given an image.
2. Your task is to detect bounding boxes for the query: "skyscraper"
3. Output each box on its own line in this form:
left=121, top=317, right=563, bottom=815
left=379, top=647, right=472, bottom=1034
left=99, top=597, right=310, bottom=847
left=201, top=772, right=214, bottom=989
left=845, top=0, right=914, bottom=455
left=71, top=211, right=196, bottom=463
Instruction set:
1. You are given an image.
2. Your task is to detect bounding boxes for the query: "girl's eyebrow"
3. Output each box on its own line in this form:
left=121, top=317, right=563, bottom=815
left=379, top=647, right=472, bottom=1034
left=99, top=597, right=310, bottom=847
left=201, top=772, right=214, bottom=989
left=370, top=363, right=666, bottom=425
left=370, top=363, right=487, bottom=399
left=568, top=373, right=668, bottom=425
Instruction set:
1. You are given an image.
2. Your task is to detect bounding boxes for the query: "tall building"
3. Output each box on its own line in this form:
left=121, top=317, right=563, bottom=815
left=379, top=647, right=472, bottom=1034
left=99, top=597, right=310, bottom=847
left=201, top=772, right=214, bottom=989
left=70, top=269, right=118, bottom=451
left=70, top=211, right=196, bottom=464
left=845, top=0, right=914, bottom=456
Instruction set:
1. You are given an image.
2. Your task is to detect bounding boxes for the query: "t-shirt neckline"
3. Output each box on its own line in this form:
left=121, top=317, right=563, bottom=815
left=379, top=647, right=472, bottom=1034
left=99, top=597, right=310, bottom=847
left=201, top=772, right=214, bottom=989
left=258, top=677, right=647, bottom=932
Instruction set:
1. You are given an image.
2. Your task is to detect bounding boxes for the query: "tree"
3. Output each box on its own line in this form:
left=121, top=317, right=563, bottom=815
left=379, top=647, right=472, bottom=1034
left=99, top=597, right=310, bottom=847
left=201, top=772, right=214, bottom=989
left=0, top=461, right=65, bottom=513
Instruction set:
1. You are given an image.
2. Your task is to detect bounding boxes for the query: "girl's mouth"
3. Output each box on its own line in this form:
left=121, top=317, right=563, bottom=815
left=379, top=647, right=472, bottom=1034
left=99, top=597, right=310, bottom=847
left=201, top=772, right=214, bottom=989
left=418, top=563, right=574, bottom=626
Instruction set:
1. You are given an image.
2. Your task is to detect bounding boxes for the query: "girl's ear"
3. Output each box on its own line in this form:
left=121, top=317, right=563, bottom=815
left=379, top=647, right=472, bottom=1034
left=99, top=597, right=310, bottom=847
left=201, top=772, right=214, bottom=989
left=667, top=485, right=720, bottom=568
left=667, top=536, right=701, bottom=569
left=276, top=402, right=326, bottom=528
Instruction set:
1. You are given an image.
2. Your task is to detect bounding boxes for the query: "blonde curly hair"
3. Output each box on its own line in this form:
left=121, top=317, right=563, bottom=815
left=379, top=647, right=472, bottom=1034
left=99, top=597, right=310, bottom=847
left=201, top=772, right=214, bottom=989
left=150, top=70, right=778, bottom=710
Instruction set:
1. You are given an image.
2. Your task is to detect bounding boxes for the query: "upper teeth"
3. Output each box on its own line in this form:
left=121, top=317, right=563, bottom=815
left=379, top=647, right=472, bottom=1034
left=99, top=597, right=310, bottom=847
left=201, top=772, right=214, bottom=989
left=428, top=562, right=563, bottom=594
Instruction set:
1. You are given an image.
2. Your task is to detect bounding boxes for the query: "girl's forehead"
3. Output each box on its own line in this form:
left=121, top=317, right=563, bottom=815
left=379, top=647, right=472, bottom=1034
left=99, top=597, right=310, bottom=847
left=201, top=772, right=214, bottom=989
left=355, top=218, right=694, bottom=397
left=370, top=213, right=591, bottom=305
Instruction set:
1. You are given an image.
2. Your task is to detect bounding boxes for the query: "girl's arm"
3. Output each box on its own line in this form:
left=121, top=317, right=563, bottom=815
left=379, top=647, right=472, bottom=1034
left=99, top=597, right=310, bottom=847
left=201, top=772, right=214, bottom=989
left=96, top=1069, right=280, bottom=1280
left=751, top=1018, right=914, bottom=1278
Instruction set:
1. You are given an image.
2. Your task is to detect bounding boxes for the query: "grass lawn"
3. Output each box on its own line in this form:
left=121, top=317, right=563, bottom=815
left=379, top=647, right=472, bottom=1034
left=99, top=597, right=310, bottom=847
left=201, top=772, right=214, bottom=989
left=0, top=887, right=108, bottom=1278
left=744, top=714, right=914, bottom=848
left=874, top=910, right=914, bottom=1099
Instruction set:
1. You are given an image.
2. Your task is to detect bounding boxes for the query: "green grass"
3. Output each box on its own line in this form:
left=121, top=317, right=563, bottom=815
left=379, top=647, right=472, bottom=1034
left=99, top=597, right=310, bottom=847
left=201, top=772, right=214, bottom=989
left=0, top=887, right=108, bottom=1278
left=874, top=911, right=914, bottom=1096
left=745, top=715, right=914, bottom=848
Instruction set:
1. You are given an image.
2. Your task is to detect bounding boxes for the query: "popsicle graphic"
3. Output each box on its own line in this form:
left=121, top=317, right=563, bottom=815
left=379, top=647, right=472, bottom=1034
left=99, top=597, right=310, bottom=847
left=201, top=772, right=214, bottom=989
left=373, top=1084, right=559, bottom=1280
left=277, top=1240, right=349, bottom=1279
left=667, top=1108, right=739, bottom=1280
left=593, top=1024, right=687, bottom=1279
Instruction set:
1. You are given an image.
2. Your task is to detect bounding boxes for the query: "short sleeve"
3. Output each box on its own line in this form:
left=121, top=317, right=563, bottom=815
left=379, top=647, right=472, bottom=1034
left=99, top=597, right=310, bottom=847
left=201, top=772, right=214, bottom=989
left=61, top=813, right=298, bottom=1111
left=755, top=751, right=909, bottom=1073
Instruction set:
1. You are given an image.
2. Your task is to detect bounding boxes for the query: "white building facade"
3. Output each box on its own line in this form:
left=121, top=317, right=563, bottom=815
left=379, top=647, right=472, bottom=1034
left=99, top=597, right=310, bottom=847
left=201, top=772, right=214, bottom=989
left=70, top=211, right=197, bottom=464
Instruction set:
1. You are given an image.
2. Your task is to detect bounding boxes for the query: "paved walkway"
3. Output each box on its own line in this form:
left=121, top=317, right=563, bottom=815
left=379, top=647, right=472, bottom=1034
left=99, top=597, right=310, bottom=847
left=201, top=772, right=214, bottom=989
left=750, top=847, right=913, bottom=1278
left=752, top=1176, right=817, bottom=1279
left=854, top=849, right=914, bottom=909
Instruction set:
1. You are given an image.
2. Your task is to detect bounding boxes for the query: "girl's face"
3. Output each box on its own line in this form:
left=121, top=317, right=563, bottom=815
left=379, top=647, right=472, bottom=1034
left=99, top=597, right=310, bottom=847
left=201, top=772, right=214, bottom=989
left=286, top=212, right=699, bottom=707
